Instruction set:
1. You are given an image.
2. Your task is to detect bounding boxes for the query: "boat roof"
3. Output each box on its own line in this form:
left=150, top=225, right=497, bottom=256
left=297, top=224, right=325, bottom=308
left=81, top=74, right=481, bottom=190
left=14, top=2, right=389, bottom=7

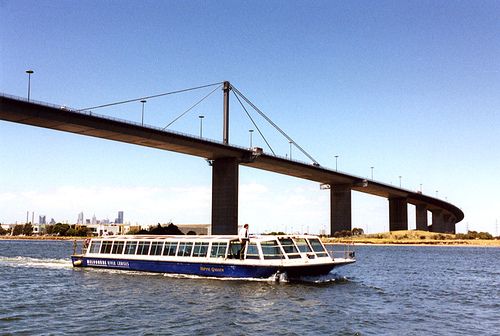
left=91, top=234, right=322, bottom=241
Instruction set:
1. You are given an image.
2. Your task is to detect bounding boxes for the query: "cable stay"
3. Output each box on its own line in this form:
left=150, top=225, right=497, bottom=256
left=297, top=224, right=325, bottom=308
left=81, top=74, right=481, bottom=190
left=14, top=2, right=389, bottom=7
left=78, top=82, right=223, bottom=112
left=233, top=91, right=276, bottom=155
left=231, top=85, right=319, bottom=166
left=163, top=83, right=222, bottom=130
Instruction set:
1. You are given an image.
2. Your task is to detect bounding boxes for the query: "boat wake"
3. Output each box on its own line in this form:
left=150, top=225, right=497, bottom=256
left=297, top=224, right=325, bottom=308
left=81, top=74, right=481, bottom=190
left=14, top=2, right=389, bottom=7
left=0, top=256, right=72, bottom=270
left=288, top=272, right=350, bottom=284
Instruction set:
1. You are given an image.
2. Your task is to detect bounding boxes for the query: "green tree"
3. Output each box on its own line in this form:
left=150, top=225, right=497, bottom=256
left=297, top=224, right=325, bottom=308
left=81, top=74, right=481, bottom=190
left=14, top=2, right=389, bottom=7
left=22, top=223, right=33, bottom=236
left=53, top=223, right=70, bottom=236
left=12, top=224, right=24, bottom=236
left=0, top=226, right=7, bottom=235
left=352, top=228, right=364, bottom=236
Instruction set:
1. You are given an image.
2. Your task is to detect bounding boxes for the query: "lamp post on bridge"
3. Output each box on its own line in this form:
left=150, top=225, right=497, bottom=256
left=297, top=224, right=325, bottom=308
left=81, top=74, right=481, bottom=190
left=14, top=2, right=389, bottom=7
left=371, top=166, right=374, bottom=180
left=25, top=70, right=34, bottom=101
left=199, top=115, right=205, bottom=138
left=140, top=100, right=146, bottom=126
left=399, top=175, right=402, bottom=188
left=249, top=129, right=254, bottom=148
left=334, top=155, right=339, bottom=171
left=289, top=141, right=293, bottom=160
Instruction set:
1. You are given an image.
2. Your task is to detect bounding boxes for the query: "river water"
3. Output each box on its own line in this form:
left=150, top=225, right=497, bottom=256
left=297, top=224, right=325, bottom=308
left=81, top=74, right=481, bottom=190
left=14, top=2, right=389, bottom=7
left=0, top=240, right=498, bottom=335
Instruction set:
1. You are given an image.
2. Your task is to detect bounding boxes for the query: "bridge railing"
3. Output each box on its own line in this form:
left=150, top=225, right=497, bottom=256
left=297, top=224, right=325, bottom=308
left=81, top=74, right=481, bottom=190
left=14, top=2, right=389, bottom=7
left=1, top=92, right=325, bottom=167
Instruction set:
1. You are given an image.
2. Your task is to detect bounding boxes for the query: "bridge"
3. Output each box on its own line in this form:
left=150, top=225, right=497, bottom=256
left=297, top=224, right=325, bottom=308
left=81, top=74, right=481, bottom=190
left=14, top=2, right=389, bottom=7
left=0, top=85, right=464, bottom=234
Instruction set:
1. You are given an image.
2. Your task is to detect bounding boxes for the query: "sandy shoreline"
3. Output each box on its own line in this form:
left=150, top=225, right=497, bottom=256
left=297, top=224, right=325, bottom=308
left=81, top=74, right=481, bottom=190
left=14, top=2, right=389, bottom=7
left=1, top=235, right=499, bottom=247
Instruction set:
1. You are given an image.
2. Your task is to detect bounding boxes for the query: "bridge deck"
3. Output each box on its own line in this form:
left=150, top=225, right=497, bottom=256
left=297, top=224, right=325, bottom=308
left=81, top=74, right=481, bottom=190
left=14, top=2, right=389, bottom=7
left=0, top=94, right=464, bottom=223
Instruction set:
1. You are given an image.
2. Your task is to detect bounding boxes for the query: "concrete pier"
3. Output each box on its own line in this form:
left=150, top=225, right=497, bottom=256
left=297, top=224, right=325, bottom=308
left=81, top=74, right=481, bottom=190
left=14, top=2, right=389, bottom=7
left=211, top=157, right=239, bottom=234
left=330, top=184, right=352, bottom=234
left=431, top=210, right=444, bottom=233
left=389, top=197, right=408, bottom=231
left=416, top=204, right=429, bottom=231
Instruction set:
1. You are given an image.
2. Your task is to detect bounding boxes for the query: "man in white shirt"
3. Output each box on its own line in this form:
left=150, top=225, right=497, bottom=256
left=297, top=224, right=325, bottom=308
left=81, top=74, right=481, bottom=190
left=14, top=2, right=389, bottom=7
left=238, top=224, right=249, bottom=259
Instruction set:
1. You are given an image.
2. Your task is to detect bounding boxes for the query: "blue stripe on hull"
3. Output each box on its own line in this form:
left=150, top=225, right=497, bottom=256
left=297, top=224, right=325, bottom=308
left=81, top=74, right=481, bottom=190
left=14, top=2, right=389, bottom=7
left=72, top=256, right=280, bottom=279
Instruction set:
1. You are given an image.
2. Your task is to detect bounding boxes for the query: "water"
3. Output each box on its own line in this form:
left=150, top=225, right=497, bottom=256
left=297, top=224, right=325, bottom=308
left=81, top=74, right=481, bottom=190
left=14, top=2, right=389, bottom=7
left=1, top=240, right=499, bottom=335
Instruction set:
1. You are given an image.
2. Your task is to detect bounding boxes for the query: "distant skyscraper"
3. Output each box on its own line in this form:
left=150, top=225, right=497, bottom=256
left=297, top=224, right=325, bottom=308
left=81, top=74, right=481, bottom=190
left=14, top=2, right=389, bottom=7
left=77, top=212, right=84, bottom=225
left=116, top=211, right=124, bottom=224
left=39, top=215, right=46, bottom=225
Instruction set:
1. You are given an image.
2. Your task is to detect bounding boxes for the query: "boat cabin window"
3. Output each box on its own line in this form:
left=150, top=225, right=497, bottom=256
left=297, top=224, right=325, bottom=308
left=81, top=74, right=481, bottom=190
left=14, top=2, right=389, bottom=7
left=150, top=241, right=163, bottom=256
left=89, top=241, right=101, bottom=254
left=245, top=243, right=260, bottom=260
left=137, top=241, right=151, bottom=255
left=308, top=238, right=329, bottom=257
left=210, top=242, right=227, bottom=258
left=227, top=241, right=241, bottom=259
left=163, top=242, right=178, bottom=256
left=177, top=242, right=193, bottom=257
left=124, top=241, right=138, bottom=255
left=101, top=241, right=113, bottom=254
left=192, top=242, right=209, bottom=257
left=294, top=238, right=312, bottom=253
left=261, top=240, right=283, bottom=260
left=278, top=238, right=301, bottom=259
left=112, top=241, right=125, bottom=254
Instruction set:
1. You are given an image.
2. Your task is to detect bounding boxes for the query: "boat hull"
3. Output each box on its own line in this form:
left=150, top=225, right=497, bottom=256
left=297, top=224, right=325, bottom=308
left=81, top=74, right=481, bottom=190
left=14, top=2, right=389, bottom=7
left=71, top=256, right=339, bottom=279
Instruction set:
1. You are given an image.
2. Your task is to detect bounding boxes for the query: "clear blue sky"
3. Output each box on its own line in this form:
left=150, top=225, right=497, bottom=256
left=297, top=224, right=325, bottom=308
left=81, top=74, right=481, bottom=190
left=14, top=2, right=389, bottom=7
left=1, top=1, right=499, bottom=235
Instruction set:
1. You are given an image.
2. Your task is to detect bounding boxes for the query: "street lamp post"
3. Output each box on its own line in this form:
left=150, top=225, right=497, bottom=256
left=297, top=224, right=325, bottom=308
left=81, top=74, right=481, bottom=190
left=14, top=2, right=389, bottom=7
left=199, top=115, right=205, bottom=137
left=289, top=141, right=293, bottom=160
left=334, top=155, right=339, bottom=171
left=140, top=100, right=147, bottom=126
left=371, top=166, right=374, bottom=180
left=249, top=129, right=254, bottom=148
left=399, top=175, right=402, bottom=188
left=26, top=70, right=34, bottom=101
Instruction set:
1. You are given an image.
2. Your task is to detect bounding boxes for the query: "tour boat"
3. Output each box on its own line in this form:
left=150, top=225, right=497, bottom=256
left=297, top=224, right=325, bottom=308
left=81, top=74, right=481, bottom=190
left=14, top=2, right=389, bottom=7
left=71, top=234, right=355, bottom=281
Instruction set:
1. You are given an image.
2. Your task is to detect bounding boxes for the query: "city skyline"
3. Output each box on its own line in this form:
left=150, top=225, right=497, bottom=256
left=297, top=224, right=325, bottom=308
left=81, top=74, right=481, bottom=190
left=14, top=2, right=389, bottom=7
left=1, top=1, right=499, bottom=235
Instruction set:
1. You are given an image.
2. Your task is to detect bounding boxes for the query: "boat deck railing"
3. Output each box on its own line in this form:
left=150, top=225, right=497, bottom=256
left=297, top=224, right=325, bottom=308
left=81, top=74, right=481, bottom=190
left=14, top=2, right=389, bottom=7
left=325, top=242, right=356, bottom=261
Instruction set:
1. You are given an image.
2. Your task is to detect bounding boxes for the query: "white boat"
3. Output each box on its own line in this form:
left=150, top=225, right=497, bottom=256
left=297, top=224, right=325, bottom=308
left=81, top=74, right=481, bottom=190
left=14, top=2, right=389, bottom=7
left=71, top=234, right=355, bottom=281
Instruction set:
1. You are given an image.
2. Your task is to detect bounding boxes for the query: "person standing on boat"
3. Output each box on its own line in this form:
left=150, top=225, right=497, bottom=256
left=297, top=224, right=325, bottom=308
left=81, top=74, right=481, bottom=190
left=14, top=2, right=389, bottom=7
left=239, top=224, right=249, bottom=259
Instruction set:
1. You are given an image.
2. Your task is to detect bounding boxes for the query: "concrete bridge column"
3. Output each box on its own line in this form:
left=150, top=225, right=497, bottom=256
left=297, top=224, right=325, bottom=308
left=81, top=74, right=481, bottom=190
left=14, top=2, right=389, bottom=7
left=389, top=197, right=408, bottom=231
left=442, top=214, right=456, bottom=234
left=211, top=157, right=239, bottom=235
left=431, top=210, right=444, bottom=233
left=415, top=204, right=428, bottom=231
left=330, top=184, right=352, bottom=235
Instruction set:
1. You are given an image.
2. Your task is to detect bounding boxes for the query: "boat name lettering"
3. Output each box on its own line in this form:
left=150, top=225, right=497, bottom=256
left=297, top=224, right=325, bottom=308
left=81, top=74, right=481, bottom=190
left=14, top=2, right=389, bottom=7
left=200, top=266, right=224, bottom=273
left=88, top=259, right=129, bottom=268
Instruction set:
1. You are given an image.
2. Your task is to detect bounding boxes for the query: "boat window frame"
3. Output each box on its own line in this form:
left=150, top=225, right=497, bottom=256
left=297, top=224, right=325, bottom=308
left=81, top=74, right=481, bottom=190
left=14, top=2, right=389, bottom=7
left=177, top=242, right=194, bottom=257
left=307, top=238, right=329, bottom=257
left=260, top=239, right=284, bottom=260
left=245, top=242, right=261, bottom=260
left=89, top=240, right=101, bottom=254
left=150, top=241, right=164, bottom=256
left=278, top=237, right=301, bottom=259
left=209, top=242, right=228, bottom=258
left=136, top=241, right=151, bottom=255
left=227, top=240, right=242, bottom=259
left=163, top=241, right=178, bottom=256
left=111, top=241, right=125, bottom=254
left=100, top=240, right=113, bottom=254
left=192, top=242, right=209, bottom=257
left=124, top=241, right=138, bottom=255
left=294, top=237, right=313, bottom=253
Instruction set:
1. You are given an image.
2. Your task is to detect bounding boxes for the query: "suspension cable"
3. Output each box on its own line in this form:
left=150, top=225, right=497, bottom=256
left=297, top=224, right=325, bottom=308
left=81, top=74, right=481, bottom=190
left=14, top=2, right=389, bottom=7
left=233, top=91, right=276, bottom=155
left=78, top=82, right=224, bottom=112
left=231, top=85, right=319, bottom=165
left=163, top=83, right=222, bottom=130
